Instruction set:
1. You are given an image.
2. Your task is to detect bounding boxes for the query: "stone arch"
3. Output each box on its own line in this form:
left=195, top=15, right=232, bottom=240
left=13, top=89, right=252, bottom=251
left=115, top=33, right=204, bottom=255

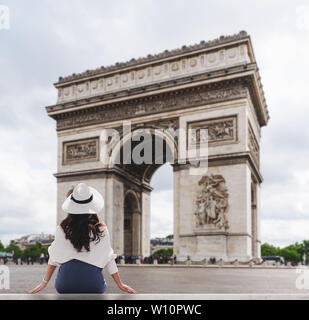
left=124, top=189, right=141, bottom=211
left=108, top=126, right=178, bottom=173
left=123, top=189, right=141, bottom=256
left=112, top=128, right=177, bottom=257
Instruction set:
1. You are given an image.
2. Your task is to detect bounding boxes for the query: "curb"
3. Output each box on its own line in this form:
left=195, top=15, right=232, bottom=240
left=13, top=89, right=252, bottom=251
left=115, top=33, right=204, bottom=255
left=116, top=264, right=299, bottom=270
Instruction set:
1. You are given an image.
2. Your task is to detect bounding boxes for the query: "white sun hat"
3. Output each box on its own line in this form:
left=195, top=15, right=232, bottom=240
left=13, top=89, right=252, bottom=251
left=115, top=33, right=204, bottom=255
left=62, top=183, right=104, bottom=214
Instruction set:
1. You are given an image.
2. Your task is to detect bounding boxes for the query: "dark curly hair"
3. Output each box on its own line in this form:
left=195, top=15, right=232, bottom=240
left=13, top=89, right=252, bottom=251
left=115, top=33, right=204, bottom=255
left=60, top=214, right=105, bottom=252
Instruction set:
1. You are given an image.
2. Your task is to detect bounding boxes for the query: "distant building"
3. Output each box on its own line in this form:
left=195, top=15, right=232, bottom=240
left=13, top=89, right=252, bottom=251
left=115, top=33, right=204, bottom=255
left=150, top=235, right=173, bottom=254
left=10, top=233, right=55, bottom=250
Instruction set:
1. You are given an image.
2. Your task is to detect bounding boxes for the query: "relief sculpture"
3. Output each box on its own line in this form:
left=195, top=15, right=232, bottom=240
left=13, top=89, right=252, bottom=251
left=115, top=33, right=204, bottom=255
left=194, top=174, right=229, bottom=230
left=189, top=116, right=236, bottom=146
left=63, top=138, right=99, bottom=165
left=248, top=122, right=260, bottom=167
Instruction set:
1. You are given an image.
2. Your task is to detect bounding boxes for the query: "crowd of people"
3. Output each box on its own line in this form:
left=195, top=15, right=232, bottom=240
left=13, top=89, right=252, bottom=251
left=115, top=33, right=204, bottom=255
left=1, top=253, right=175, bottom=265
left=116, top=255, right=220, bottom=264
left=1, top=253, right=224, bottom=265
left=2, top=253, right=253, bottom=266
left=116, top=255, right=174, bottom=264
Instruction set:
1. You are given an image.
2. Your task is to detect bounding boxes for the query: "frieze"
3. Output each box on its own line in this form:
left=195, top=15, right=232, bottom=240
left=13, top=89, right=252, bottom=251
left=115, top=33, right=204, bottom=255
left=56, top=83, right=248, bottom=131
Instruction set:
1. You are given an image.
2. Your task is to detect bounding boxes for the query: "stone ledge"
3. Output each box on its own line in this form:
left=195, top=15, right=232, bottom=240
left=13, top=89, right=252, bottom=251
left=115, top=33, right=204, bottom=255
left=116, top=264, right=300, bottom=270
left=0, top=293, right=308, bottom=300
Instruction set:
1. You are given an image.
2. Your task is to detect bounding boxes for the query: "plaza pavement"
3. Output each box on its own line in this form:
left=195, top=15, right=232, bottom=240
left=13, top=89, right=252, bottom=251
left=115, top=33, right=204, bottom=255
left=1, top=264, right=309, bottom=299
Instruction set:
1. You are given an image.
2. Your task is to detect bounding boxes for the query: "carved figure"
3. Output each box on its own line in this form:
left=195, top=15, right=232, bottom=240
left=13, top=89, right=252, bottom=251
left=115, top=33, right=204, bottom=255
left=194, top=174, right=229, bottom=229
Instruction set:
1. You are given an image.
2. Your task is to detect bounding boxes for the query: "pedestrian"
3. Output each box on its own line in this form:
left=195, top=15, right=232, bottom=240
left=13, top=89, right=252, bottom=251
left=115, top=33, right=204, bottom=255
left=29, top=183, right=136, bottom=294
left=40, top=253, right=45, bottom=265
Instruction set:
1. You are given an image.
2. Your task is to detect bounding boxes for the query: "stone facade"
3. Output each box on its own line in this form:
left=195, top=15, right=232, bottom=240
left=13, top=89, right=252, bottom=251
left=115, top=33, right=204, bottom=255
left=46, top=31, right=269, bottom=262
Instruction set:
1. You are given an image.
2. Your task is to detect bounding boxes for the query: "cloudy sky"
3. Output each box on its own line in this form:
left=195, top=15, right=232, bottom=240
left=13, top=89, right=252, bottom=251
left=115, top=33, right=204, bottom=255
left=0, top=0, right=308, bottom=247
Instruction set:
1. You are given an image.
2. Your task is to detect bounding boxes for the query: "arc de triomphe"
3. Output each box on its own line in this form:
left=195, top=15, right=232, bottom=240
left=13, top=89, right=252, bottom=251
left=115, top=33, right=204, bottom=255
left=46, top=31, right=269, bottom=262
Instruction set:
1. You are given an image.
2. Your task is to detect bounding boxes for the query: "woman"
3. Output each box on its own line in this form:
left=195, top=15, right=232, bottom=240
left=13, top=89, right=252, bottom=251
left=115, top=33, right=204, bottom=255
left=29, top=183, right=136, bottom=294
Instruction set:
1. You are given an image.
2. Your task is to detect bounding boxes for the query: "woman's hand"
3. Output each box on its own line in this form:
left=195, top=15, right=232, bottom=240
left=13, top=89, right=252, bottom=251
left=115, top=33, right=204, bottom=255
left=28, top=282, right=47, bottom=294
left=95, top=220, right=106, bottom=232
left=118, top=283, right=137, bottom=294
left=29, top=265, right=56, bottom=294
left=111, top=269, right=136, bottom=294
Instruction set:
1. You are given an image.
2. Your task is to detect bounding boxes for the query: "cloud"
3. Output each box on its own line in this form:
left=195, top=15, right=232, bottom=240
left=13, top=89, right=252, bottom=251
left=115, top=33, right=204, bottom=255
left=262, top=219, right=309, bottom=247
left=150, top=188, right=174, bottom=238
left=0, top=0, right=309, bottom=248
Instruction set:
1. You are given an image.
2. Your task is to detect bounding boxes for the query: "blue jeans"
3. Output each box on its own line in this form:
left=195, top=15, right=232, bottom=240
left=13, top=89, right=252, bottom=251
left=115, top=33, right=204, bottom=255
left=55, top=259, right=107, bottom=294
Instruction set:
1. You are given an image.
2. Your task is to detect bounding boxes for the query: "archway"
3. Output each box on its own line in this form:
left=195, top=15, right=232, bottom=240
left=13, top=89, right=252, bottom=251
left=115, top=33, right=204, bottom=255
left=123, top=190, right=140, bottom=256
left=150, top=163, right=174, bottom=255
left=113, top=128, right=176, bottom=257
left=110, top=127, right=177, bottom=256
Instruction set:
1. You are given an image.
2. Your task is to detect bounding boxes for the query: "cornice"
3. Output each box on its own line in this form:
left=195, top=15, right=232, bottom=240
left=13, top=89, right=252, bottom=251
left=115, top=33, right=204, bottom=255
left=47, top=72, right=268, bottom=133
left=56, top=31, right=250, bottom=86
left=47, top=63, right=255, bottom=115
left=54, top=79, right=247, bottom=131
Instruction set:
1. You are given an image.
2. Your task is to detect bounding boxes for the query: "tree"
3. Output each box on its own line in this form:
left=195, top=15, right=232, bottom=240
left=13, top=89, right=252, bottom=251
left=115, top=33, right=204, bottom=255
left=301, top=240, right=309, bottom=263
left=23, top=242, right=43, bottom=261
left=261, top=243, right=280, bottom=256
left=0, top=241, right=5, bottom=252
left=5, top=243, right=23, bottom=258
left=152, top=248, right=173, bottom=258
left=279, top=245, right=301, bottom=265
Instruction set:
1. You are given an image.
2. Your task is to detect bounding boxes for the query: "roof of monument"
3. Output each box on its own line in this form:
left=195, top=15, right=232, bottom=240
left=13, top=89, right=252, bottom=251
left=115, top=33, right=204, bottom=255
left=56, top=31, right=251, bottom=85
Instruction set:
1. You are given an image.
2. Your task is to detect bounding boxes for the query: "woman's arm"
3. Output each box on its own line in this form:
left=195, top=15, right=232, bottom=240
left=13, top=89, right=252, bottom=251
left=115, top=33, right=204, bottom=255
left=111, top=272, right=136, bottom=294
left=102, top=225, right=136, bottom=294
left=28, top=264, right=57, bottom=294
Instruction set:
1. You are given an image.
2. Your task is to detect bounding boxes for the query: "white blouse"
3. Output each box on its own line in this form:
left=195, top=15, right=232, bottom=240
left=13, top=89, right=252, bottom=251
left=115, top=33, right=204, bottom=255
left=48, top=224, right=118, bottom=275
